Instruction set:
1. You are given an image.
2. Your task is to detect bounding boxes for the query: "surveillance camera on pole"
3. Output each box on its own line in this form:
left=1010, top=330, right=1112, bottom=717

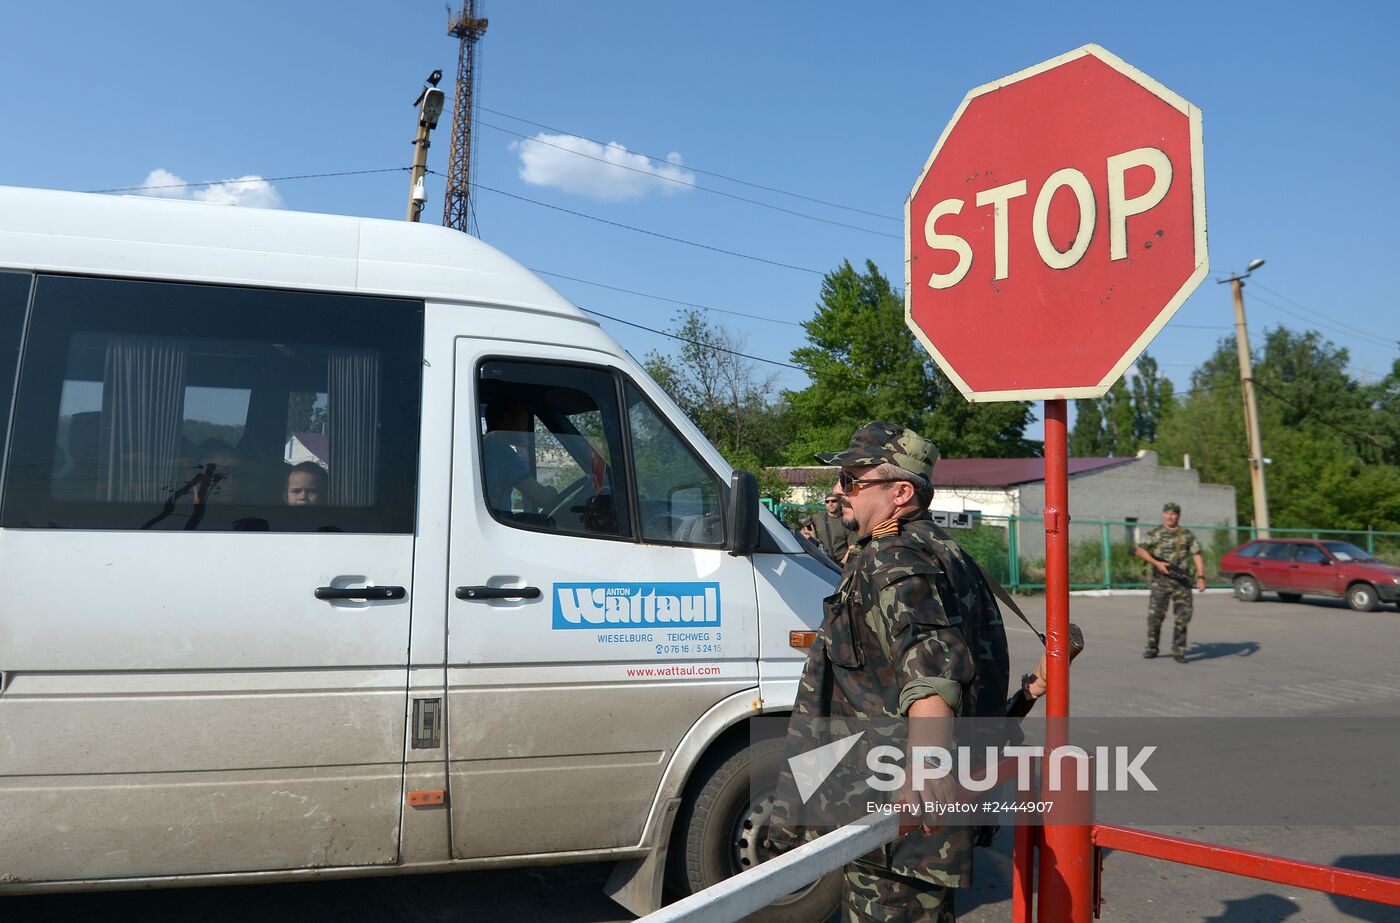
left=407, top=77, right=446, bottom=222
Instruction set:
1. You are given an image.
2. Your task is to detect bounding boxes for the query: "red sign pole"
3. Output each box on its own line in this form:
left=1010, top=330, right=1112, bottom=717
left=1037, top=399, right=1093, bottom=921
left=902, top=44, right=1208, bottom=923
left=1042, top=400, right=1070, bottom=720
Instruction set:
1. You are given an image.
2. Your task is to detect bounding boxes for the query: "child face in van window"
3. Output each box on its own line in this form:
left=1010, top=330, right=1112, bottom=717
left=286, top=468, right=325, bottom=506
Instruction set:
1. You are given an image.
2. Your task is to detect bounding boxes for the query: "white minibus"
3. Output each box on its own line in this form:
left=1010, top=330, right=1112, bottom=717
left=0, top=186, right=840, bottom=919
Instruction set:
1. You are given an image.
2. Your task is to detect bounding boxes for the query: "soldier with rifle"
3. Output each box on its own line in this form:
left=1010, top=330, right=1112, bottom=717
left=1134, top=501, right=1207, bottom=663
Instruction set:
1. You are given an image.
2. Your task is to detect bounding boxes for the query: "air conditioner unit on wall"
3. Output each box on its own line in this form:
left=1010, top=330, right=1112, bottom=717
left=930, top=509, right=978, bottom=530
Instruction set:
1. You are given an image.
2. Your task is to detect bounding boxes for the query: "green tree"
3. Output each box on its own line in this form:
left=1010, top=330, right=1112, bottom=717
left=1371, top=358, right=1400, bottom=467
left=1103, top=378, right=1137, bottom=455
left=642, top=309, right=792, bottom=501
left=1158, top=328, right=1400, bottom=530
left=1068, top=351, right=1173, bottom=457
left=1155, top=341, right=1243, bottom=491
left=1069, top=398, right=1107, bottom=456
left=783, top=259, right=1037, bottom=462
left=1130, top=353, right=1175, bottom=445
left=286, top=392, right=327, bottom=435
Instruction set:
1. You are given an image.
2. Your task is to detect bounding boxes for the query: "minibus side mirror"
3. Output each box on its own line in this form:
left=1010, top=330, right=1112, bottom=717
left=727, top=470, right=760, bottom=556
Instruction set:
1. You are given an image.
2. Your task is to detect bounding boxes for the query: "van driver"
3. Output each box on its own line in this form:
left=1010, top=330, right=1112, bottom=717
left=482, top=398, right=557, bottom=515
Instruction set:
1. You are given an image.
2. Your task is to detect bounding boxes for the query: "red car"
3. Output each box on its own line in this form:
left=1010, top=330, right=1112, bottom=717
left=1219, top=539, right=1400, bottom=611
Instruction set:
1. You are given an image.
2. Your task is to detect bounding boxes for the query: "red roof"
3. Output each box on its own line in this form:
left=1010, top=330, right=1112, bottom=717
left=934, top=456, right=1135, bottom=487
left=774, top=456, right=1136, bottom=490
left=291, top=431, right=329, bottom=462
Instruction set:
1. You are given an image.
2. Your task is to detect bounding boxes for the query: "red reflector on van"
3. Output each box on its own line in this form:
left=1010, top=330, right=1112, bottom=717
left=789, top=631, right=816, bottom=649
left=407, top=789, right=446, bottom=807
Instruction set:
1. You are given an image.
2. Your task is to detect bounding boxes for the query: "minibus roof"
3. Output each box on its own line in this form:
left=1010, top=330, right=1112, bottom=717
left=0, top=185, right=593, bottom=322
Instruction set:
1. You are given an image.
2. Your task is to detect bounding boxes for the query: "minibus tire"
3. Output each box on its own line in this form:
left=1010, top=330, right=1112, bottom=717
left=671, top=736, right=842, bottom=921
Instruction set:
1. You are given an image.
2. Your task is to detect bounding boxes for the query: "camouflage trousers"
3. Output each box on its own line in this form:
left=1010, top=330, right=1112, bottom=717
left=843, top=861, right=955, bottom=922
left=1146, top=577, right=1193, bottom=655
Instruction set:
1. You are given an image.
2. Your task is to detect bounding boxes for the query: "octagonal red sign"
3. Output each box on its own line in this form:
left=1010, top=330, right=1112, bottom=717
left=905, top=44, right=1207, bottom=401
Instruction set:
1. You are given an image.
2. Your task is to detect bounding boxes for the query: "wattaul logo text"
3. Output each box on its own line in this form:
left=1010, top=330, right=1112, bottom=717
left=553, top=583, right=721, bottom=630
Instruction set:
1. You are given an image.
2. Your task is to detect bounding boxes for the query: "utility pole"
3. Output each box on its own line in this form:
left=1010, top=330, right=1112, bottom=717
left=444, top=0, right=489, bottom=233
left=1220, top=259, right=1271, bottom=537
left=407, top=71, right=446, bottom=222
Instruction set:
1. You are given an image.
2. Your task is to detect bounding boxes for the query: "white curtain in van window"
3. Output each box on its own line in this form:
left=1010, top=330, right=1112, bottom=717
left=100, top=335, right=188, bottom=504
left=326, top=349, right=380, bottom=507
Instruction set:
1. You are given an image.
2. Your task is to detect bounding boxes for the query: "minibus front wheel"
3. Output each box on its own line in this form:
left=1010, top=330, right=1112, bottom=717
left=670, top=736, right=841, bottom=922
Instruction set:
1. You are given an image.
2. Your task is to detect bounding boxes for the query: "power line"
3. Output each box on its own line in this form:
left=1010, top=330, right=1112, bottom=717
left=1246, top=291, right=1399, bottom=353
left=586, top=305, right=1264, bottom=403
left=480, top=106, right=901, bottom=223
left=1254, top=380, right=1389, bottom=450
left=580, top=300, right=1248, bottom=396
left=584, top=305, right=1378, bottom=411
left=1172, top=378, right=1238, bottom=398
left=482, top=121, right=900, bottom=240
left=1249, top=281, right=1385, bottom=341
left=447, top=173, right=825, bottom=275
left=534, top=270, right=804, bottom=327
left=581, top=306, right=895, bottom=393
left=581, top=307, right=808, bottom=373
left=84, top=167, right=411, bottom=195
left=88, top=164, right=822, bottom=321
left=1174, top=376, right=1389, bottom=448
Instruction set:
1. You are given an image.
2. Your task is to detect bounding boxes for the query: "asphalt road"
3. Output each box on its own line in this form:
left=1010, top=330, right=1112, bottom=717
left=8, top=592, right=1400, bottom=922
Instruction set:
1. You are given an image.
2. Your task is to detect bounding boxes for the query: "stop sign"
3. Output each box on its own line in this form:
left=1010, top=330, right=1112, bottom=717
left=905, top=44, right=1207, bottom=401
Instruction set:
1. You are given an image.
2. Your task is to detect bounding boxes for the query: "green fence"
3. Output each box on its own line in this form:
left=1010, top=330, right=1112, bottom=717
left=771, top=502, right=1400, bottom=593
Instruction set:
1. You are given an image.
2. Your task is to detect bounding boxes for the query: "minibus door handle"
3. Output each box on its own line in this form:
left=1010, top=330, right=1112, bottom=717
left=315, top=586, right=407, bottom=601
left=456, top=586, right=542, bottom=601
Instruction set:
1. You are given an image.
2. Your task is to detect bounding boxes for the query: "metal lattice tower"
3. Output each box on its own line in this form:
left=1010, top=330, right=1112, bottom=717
left=443, top=0, right=488, bottom=233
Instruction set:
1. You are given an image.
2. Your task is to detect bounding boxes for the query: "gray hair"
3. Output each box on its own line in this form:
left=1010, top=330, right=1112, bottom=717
left=870, top=462, right=933, bottom=508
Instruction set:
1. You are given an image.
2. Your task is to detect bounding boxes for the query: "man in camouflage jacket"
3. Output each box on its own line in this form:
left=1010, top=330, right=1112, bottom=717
left=813, top=491, right=858, bottom=563
left=769, top=422, right=1010, bottom=923
left=1133, top=502, right=1207, bottom=662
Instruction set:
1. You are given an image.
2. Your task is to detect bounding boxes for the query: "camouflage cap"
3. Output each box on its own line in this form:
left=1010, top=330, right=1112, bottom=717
left=815, top=422, right=940, bottom=482
left=1163, top=502, right=1181, bottom=513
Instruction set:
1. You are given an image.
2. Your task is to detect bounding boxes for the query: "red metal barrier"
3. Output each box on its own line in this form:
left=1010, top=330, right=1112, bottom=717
left=1092, top=824, right=1400, bottom=907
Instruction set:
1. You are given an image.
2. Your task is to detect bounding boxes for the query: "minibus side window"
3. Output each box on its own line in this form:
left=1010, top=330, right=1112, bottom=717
left=0, top=272, right=30, bottom=476
left=478, top=359, right=633, bottom=540
left=623, top=381, right=724, bottom=547
left=2, top=276, right=422, bottom=533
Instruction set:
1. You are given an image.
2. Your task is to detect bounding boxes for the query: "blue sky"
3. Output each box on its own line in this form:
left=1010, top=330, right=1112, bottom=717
left=3, top=1, right=1396, bottom=446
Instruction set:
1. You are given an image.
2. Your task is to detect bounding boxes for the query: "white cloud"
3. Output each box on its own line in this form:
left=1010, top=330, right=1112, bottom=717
left=136, top=168, right=283, bottom=208
left=514, top=133, right=695, bottom=201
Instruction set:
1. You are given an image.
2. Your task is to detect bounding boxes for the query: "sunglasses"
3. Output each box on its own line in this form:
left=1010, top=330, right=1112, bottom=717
left=836, top=471, right=902, bottom=494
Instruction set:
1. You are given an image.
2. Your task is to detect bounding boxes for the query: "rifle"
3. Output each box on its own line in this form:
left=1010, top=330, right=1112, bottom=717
left=1143, top=552, right=1196, bottom=591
